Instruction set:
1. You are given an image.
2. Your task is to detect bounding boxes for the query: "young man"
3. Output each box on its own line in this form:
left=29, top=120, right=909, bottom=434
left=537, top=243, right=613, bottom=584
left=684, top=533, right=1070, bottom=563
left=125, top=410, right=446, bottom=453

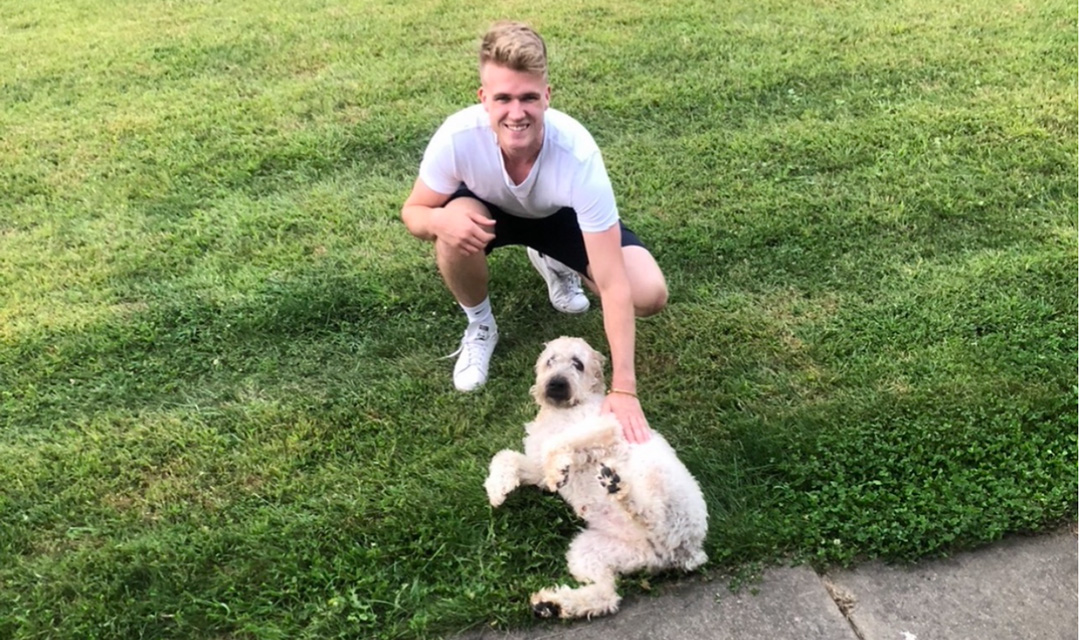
left=400, top=21, right=666, bottom=444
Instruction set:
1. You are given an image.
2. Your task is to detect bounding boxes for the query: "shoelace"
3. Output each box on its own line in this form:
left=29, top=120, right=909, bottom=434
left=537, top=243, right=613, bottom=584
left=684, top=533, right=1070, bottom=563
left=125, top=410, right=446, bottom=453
left=551, top=270, right=584, bottom=303
left=443, top=325, right=493, bottom=362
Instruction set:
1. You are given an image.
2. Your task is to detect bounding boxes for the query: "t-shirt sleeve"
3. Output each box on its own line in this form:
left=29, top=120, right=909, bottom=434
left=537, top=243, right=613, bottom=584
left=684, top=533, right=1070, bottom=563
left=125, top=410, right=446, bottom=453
left=571, top=151, right=620, bottom=233
left=417, top=123, right=461, bottom=195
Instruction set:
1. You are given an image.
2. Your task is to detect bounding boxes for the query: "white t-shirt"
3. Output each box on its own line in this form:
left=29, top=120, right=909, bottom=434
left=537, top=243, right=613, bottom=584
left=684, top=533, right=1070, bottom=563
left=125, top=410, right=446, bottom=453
left=418, top=104, right=619, bottom=233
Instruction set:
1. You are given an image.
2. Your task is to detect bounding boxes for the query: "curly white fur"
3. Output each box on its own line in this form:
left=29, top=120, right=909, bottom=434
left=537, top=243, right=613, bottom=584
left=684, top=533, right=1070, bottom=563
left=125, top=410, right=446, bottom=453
left=484, top=336, right=708, bottom=620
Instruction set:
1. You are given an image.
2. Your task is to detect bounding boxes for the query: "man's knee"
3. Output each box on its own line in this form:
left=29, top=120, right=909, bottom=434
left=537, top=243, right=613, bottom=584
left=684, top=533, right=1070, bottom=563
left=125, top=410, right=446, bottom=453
left=434, top=235, right=456, bottom=261
left=435, top=235, right=488, bottom=269
left=447, top=196, right=493, bottom=221
left=624, top=246, right=667, bottom=317
left=417, top=196, right=493, bottom=245
left=634, top=281, right=668, bottom=317
left=433, top=197, right=494, bottom=262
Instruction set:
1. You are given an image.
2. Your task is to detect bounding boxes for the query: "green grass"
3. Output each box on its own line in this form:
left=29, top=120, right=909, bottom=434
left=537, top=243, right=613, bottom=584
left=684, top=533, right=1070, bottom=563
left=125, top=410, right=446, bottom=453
left=1, top=0, right=1075, bottom=638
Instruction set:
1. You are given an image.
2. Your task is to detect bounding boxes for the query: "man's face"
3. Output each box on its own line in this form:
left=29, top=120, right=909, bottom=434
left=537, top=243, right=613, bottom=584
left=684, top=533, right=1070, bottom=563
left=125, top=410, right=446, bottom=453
left=478, top=63, right=550, bottom=159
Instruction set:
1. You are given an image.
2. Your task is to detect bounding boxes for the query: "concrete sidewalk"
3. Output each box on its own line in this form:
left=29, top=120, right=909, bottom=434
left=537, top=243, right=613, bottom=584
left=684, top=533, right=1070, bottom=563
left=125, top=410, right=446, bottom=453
left=460, top=526, right=1077, bottom=640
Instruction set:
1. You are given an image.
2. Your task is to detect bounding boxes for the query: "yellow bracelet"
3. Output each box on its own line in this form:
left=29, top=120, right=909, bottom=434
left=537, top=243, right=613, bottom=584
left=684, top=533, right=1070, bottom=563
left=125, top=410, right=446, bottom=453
left=608, top=388, right=638, bottom=398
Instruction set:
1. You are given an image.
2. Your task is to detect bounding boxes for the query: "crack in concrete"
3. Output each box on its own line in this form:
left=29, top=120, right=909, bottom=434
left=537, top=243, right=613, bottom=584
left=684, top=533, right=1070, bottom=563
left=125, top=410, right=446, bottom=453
left=822, top=577, right=867, bottom=640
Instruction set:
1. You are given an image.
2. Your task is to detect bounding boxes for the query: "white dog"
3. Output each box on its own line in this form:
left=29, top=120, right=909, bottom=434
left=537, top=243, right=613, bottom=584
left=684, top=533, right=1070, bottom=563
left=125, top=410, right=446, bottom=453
left=484, top=336, right=708, bottom=620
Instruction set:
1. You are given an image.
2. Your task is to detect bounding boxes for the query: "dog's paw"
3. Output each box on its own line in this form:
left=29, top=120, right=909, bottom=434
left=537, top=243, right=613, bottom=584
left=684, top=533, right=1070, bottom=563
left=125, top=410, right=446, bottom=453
left=532, top=600, right=562, bottom=619
left=530, top=584, right=619, bottom=620
left=544, top=464, right=570, bottom=492
left=543, top=451, right=573, bottom=492
left=484, top=450, right=521, bottom=507
left=484, top=474, right=510, bottom=508
left=530, top=587, right=567, bottom=619
left=597, top=463, right=622, bottom=495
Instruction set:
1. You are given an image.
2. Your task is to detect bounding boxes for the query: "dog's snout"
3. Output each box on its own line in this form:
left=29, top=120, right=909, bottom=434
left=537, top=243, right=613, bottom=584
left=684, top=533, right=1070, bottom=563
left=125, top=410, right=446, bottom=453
left=545, top=376, right=571, bottom=402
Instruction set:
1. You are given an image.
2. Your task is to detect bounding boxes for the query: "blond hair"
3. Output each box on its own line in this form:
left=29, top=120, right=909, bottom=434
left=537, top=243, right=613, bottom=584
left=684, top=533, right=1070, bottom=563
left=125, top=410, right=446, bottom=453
left=479, top=21, right=548, bottom=80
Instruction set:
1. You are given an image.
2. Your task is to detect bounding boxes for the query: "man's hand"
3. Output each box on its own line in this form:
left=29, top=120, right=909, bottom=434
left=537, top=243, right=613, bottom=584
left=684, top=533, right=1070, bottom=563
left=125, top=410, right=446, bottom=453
left=432, top=207, right=495, bottom=255
left=603, top=391, right=652, bottom=444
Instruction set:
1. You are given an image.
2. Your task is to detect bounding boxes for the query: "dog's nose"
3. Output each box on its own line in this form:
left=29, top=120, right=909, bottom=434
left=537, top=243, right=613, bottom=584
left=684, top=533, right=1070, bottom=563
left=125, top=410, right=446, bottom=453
left=545, top=376, right=570, bottom=402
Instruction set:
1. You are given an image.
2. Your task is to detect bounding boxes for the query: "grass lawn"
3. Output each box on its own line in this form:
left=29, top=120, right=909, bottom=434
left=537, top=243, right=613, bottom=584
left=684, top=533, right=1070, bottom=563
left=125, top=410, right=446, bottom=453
left=1, top=0, right=1076, bottom=638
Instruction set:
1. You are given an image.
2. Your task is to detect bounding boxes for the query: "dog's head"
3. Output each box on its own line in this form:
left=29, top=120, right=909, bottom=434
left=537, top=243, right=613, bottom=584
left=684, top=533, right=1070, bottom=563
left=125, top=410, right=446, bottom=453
left=530, top=336, right=607, bottom=408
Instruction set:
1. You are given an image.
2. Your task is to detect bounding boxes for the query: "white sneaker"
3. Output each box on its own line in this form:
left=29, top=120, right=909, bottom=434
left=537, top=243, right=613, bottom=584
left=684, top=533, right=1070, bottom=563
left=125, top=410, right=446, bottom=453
left=526, top=248, right=589, bottom=314
left=448, top=321, right=498, bottom=392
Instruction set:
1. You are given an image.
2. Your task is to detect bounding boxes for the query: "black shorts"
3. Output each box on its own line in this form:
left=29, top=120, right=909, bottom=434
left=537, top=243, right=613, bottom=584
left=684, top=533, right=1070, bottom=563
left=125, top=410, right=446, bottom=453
left=447, top=186, right=646, bottom=275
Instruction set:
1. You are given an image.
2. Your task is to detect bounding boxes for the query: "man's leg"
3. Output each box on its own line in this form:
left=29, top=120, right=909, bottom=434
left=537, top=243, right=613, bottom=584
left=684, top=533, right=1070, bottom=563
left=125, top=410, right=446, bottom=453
left=434, top=198, right=491, bottom=306
left=622, top=245, right=668, bottom=317
left=435, top=197, right=499, bottom=392
left=580, top=245, right=668, bottom=318
left=516, top=211, right=666, bottom=318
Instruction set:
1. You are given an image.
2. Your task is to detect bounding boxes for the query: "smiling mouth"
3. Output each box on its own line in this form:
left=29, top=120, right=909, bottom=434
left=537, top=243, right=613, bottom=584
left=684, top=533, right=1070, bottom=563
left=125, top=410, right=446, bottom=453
left=505, top=123, right=529, bottom=132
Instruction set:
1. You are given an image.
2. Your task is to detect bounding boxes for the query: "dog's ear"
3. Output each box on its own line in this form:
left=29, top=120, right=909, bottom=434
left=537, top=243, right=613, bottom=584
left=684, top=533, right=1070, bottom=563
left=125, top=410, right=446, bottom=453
left=587, top=347, right=607, bottom=394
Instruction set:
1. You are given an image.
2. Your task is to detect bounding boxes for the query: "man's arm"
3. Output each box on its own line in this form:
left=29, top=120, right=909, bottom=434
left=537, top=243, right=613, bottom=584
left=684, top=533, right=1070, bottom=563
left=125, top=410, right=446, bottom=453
left=583, top=225, right=651, bottom=444
left=401, top=178, right=493, bottom=254
left=401, top=178, right=451, bottom=240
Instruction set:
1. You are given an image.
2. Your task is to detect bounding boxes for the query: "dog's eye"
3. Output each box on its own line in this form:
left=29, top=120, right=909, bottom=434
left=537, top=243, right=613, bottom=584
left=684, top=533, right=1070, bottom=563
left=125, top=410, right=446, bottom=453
left=571, top=357, right=584, bottom=372
left=546, top=356, right=556, bottom=368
